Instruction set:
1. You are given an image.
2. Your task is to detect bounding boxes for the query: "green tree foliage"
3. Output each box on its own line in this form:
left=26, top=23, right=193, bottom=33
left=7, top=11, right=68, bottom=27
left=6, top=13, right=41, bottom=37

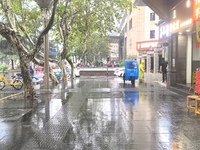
left=50, top=0, right=131, bottom=78
left=83, top=33, right=110, bottom=63
left=0, top=0, right=132, bottom=96
left=0, top=0, right=58, bottom=98
left=53, top=0, right=131, bottom=49
left=0, top=38, right=15, bottom=55
left=119, top=60, right=124, bottom=67
left=69, top=0, right=132, bottom=58
left=0, top=63, right=8, bottom=73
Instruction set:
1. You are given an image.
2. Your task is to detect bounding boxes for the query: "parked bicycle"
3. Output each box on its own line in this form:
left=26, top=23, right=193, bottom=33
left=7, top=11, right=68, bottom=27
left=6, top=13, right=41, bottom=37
left=0, top=73, right=23, bottom=90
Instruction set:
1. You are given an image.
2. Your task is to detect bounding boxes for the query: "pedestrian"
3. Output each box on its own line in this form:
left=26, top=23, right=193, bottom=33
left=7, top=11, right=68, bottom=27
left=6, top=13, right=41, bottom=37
left=29, top=66, right=34, bottom=77
left=139, top=60, right=145, bottom=83
left=160, top=58, right=167, bottom=83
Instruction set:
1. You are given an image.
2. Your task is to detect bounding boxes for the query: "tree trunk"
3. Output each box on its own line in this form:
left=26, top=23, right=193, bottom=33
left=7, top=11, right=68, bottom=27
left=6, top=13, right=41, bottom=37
left=60, top=37, right=68, bottom=81
left=80, top=33, right=88, bottom=61
left=49, top=67, right=59, bottom=84
left=58, top=59, right=67, bottom=81
left=0, top=0, right=58, bottom=99
left=0, top=24, right=35, bottom=98
left=11, top=59, right=14, bottom=70
left=19, top=55, right=35, bottom=98
left=66, top=57, right=74, bottom=79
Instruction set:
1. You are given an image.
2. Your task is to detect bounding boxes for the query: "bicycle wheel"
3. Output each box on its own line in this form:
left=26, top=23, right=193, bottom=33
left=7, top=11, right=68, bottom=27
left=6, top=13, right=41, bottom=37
left=0, top=81, right=5, bottom=90
left=13, top=79, right=23, bottom=90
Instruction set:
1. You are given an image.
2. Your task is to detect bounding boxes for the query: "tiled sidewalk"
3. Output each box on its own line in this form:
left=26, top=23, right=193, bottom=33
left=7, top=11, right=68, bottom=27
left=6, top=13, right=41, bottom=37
left=1, top=76, right=200, bottom=150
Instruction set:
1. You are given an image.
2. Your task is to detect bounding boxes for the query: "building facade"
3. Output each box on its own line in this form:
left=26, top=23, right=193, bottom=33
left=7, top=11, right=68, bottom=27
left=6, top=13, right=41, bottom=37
left=120, top=0, right=160, bottom=72
left=168, top=0, right=193, bottom=86
left=110, top=43, right=119, bottom=61
left=167, top=0, right=200, bottom=87
left=137, top=0, right=200, bottom=89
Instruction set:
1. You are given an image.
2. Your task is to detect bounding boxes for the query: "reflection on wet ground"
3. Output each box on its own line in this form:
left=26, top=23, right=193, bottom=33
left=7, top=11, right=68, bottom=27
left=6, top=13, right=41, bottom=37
left=0, top=76, right=200, bottom=149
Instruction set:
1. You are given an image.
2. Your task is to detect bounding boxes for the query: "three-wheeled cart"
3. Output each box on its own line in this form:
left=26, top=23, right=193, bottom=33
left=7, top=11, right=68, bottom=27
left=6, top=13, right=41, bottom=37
left=123, top=60, right=139, bottom=86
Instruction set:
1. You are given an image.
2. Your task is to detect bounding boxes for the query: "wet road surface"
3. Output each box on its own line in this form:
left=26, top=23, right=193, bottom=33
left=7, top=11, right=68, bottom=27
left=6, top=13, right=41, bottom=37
left=0, top=76, right=199, bottom=150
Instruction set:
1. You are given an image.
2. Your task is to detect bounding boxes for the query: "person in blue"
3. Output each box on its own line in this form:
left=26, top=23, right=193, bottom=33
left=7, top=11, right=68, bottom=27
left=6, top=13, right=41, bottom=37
left=29, top=66, right=34, bottom=77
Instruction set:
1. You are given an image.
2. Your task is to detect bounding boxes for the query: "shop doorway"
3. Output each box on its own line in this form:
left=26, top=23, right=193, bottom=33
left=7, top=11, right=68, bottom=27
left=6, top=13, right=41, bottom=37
left=145, top=58, right=147, bottom=72
left=158, top=54, right=162, bottom=72
left=151, top=56, right=154, bottom=73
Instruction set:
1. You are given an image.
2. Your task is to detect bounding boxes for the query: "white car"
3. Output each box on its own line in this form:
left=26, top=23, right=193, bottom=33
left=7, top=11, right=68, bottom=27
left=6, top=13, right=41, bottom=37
left=114, top=68, right=124, bottom=77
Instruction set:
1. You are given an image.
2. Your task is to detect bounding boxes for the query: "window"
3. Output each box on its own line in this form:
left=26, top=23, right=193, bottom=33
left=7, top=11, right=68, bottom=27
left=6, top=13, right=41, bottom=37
left=127, top=61, right=137, bottom=69
left=150, top=13, right=155, bottom=21
left=150, top=30, right=155, bottom=39
left=129, top=18, right=132, bottom=30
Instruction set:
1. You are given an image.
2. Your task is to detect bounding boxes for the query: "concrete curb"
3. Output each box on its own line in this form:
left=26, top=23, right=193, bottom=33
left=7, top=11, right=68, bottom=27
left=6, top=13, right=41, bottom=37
left=0, top=91, right=24, bottom=101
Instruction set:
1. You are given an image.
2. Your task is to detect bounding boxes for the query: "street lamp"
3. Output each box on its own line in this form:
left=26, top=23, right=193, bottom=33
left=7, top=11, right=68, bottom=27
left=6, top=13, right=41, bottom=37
left=35, top=0, right=53, bottom=90
left=35, top=1, right=53, bottom=9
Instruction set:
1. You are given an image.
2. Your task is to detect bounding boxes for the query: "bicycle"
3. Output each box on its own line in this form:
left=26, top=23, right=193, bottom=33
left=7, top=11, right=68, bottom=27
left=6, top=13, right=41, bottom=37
left=0, top=73, right=23, bottom=90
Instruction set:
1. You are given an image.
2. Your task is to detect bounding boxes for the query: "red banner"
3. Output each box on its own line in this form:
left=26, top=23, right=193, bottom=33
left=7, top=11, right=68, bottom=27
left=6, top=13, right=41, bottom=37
left=136, top=40, right=158, bottom=51
left=193, top=0, right=200, bottom=23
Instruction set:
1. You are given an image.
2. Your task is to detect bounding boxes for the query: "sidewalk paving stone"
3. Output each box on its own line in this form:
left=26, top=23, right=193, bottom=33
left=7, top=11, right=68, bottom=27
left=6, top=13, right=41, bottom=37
left=0, top=76, right=200, bottom=149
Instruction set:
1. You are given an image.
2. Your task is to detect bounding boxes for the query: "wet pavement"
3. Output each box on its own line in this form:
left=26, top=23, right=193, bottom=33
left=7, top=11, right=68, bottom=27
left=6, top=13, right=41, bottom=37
left=0, top=76, right=199, bottom=150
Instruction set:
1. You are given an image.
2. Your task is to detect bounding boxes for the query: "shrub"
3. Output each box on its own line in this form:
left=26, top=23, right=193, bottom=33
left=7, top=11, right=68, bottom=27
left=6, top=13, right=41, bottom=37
left=0, top=63, right=8, bottom=73
left=119, top=60, right=124, bottom=67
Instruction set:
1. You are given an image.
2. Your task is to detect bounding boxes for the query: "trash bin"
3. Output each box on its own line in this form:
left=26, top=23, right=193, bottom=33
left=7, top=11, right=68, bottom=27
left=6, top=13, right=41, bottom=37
left=32, top=76, right=40, bottom=90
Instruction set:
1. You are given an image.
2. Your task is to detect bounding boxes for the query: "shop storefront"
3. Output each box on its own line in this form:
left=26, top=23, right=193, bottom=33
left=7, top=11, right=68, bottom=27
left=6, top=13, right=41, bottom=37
left=192, top=34, right=200, bottom=84
left=169, top=0, right=193, bottom=86
left=192, top=1, right=200, bottom=84
left=136, top=40, right=159, bottom=73
left=158, top=22, right=170, bottom=63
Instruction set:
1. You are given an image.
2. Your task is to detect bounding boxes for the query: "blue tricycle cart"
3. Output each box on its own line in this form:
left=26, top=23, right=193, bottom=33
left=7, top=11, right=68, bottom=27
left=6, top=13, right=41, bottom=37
left=123, top=60, right=139, bottom=86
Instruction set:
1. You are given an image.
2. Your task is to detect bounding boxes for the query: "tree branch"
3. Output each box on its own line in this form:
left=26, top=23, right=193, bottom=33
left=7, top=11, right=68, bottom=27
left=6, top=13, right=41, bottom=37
left=0, top=0, right=15, bottom=30
left=14, top=16, right=35, bottom=47
left=29, top=0, right=58, bottom=60
left=0, top=22, right=29, bottom=56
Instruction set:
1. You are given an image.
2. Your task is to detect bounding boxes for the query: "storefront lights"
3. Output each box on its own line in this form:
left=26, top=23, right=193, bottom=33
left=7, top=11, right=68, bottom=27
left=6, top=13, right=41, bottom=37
left=173, top=10, right=176, bottom=19
left=186, top=0, right=191, bottom=8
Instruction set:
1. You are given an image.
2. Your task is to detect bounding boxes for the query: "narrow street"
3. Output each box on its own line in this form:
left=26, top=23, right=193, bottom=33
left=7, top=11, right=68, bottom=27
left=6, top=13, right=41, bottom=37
left=0, top=76, right=199, bottom=150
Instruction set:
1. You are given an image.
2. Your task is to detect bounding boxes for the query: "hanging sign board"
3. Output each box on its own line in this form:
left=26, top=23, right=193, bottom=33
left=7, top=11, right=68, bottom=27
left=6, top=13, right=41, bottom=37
left=136, top=40, right=158, bottom=51
left=196, top=20, right=200, bottom=42
left=194, top=1, right=200, bottom=42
